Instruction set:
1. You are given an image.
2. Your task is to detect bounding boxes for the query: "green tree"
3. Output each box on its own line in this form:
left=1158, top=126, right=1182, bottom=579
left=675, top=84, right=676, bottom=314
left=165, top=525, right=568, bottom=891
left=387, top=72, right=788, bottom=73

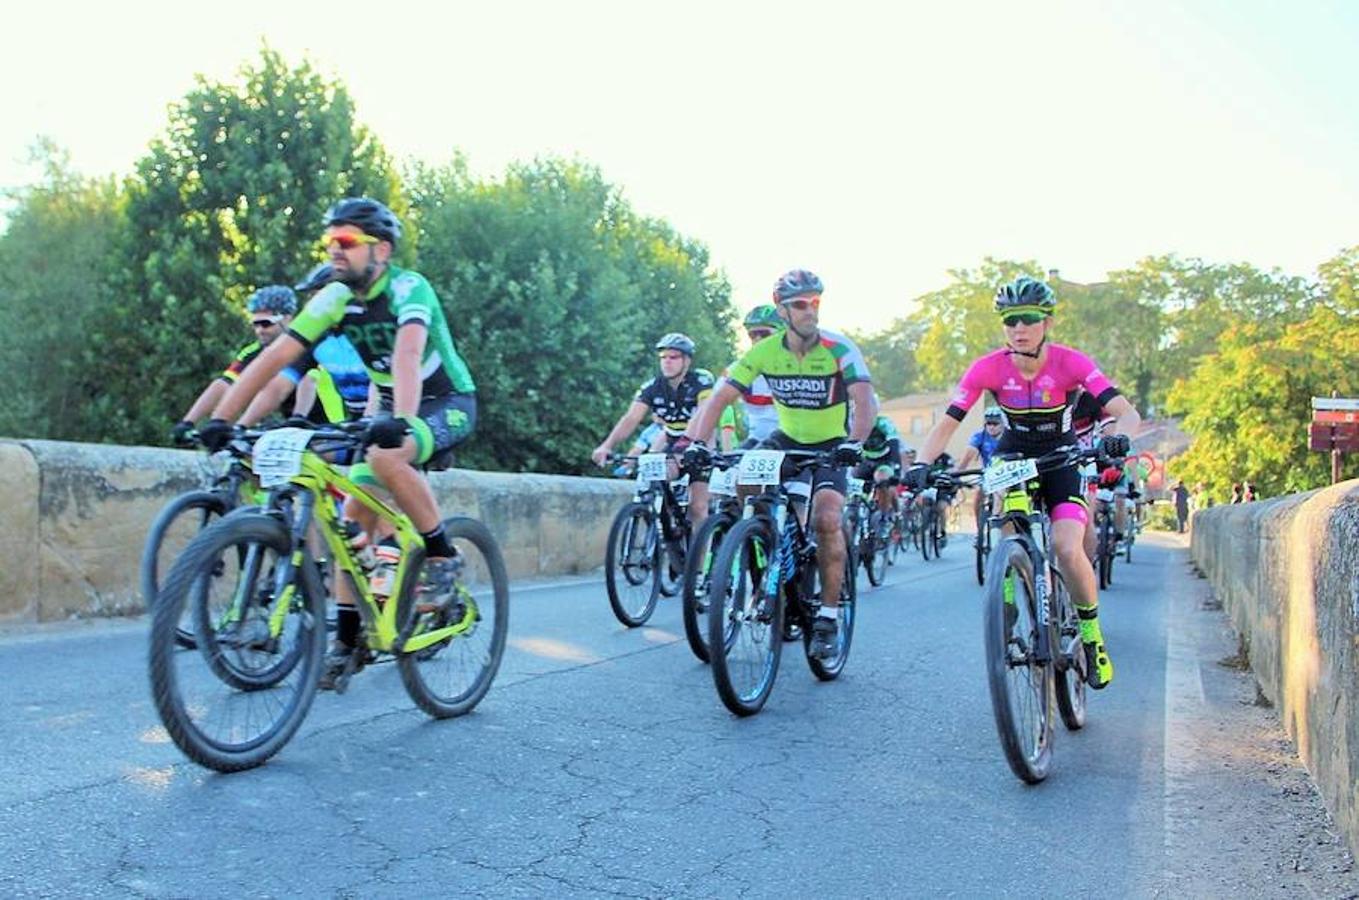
left=409, top=157, right=734, bottom=473
left=1167, top=305, right=1359, bottom=498
left=850, top=316, right=925, bottom=400
left=79, top=45, right=402, bottom=444
left=912, top=258, right=1043, bottom=389
left=0, top=140, right=123, bottom=439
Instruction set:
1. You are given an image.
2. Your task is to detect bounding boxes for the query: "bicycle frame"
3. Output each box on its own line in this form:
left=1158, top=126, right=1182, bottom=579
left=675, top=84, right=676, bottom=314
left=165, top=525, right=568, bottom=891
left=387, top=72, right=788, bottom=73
left=230, top=438, right=475, bottom=656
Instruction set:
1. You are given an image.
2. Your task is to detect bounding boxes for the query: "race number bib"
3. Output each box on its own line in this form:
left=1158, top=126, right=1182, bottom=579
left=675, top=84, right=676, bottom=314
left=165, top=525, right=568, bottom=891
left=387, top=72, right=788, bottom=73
left=251, top=428, right=315, bottom=487
left=737, top=450, right=785, bottom=486
left=1095, top=488, right=1115, bottom=503
left=846, top=476, right=866, bottom=498
left=982, top=457, right=1039, bottom=494
left=635, top=453, right=668, bottom=484
left=709, top=465, right=738, bottom=496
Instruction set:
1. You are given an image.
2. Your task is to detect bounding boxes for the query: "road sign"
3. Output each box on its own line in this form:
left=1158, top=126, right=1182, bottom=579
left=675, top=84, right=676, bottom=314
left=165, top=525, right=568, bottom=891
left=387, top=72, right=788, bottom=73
left=1309, top=422, right=1359, bottom=452
left=1311, top=397, right=1359, bottom=411
left=1312, top=409, right=1359, bottom=425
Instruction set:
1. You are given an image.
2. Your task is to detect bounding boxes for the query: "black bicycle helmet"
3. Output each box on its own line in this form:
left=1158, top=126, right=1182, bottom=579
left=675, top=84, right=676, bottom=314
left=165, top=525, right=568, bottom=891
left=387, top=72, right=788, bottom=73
left=323, top=197, right=402, bottom=246
left=772, top=268, right=824, bottom=302
left=655, top=332, right=696, bottom=357
left=247, top=285, right=298, bottom=316
left=993, top=276, right=1055, bottom=314
left=294, top=262, right=335, bottom=293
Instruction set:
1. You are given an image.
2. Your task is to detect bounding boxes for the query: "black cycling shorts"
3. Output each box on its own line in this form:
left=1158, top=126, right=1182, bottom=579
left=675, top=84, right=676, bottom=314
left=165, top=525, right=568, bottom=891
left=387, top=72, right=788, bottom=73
left=759, top=431, right=847, bottom=496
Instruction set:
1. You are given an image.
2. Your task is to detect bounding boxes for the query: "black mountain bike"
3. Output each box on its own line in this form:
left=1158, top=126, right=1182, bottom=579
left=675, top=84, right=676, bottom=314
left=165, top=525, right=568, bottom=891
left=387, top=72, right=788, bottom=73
left=953, top=445, right=1097, bottom=784
left=706, top=449, right=857, bottom=716
left=141, top=434, right=263, bottom=648
left=680, top=461, right=742, bottom=663
left=604, top=451, right=691, bottom=627
left=1092, top=488, right=1117, bottom=590
left=844, top=474, right=889, bottom=587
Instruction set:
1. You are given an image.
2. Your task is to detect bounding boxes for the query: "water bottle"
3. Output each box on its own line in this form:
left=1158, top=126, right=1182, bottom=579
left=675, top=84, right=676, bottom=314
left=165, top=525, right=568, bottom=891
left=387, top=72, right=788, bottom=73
left=370, top=540, right=401, bottom=601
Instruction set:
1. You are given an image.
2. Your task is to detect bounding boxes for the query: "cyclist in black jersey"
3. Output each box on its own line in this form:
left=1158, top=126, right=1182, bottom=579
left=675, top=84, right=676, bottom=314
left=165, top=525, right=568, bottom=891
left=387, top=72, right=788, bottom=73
left=592, top=333, right=716, bottom=530
left=171, top=286, right=297, bottom=444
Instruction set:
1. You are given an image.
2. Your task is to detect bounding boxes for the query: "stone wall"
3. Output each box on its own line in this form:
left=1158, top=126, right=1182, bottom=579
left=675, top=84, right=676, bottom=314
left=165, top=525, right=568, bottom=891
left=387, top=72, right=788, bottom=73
left=1191, top=481, right=1359, bottom=853
left=0, top=439, right=632, bottom=623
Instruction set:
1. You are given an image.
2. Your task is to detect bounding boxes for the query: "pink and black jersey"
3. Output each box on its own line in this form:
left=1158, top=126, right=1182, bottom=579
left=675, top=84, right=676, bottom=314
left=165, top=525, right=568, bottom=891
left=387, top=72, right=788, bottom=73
left=946, top=344, right=1120, bottom=454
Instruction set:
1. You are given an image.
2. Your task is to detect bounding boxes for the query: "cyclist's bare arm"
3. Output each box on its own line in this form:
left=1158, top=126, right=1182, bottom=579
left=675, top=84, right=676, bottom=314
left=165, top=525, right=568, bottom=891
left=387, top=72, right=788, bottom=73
left=392, top=323, right=427, bottom=420
left=595, top=401, right=651, bottom=463
left=240, top=372, right=297, bottom=426
left=211, top=334, right=307, bottom=422
left=1104, top=394, right=1141, bottom=440
left=957, top=446, right=980, bottom=472
left=182, top=379, right=228, bottom=423
left=846, top=381, right=877, bottom=442
left=685, top=380, right=742, bottom=443
left=291, top=372, right=319, bottom=418
left=917, top=415, right=962, bottom=464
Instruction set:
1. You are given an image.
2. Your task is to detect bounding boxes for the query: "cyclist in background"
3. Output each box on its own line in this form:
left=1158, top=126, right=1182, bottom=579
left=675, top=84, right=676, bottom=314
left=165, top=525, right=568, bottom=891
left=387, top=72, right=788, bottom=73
left=717, top=304, right=785, bottom=451
left=855, top=413, right=904, bottom=515
left=591, top=333, right=716, bottom=529
left=171, top=286, right=298, bottom=443
left=957, top=406, right=1006, bottom=543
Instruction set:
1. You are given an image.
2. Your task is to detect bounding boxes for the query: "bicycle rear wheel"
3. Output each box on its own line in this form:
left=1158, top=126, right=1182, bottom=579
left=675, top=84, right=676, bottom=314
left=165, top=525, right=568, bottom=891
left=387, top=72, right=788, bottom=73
left=148, top=512, right=326, bottom=773
left=605, top=501, right=661, bottom=627
left=708, top=517, right=782, bottom=716
left=982, top=536, right=1055, bottom=784
left=681, top=512, right=735, bottom=663
left=1051, top=569, right=1086, bottom=731
left=920, top=506, right=935, bottom=561
left=807, top=527, right=856, bottom=681
left=865, top=511, right=888, bottom=586
left=974, top=518, right=989, bottom=587
left=141, top=490, right=230, bottom=648
left=397, top=517, right=510, bottom=719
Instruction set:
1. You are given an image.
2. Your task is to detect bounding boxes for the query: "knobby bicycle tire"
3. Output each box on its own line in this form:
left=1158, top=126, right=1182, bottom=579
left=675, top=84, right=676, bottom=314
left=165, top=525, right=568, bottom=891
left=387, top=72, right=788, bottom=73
left=982, top=536, right=1055, bottom=784
left=605, top=501, right=661, bottom=627
left=1051, top=568, right=1087, bottom=731
left=681, top=512, right=734, bottom=663
left=148, top=512, right=326, bottom=773
left=708, top=516, right=782, bottom=716
left=806, top=524, right=856, bottom=681
left=396, top=517, right=510, bottom=719
left=141, top=490, right=231, bottom=649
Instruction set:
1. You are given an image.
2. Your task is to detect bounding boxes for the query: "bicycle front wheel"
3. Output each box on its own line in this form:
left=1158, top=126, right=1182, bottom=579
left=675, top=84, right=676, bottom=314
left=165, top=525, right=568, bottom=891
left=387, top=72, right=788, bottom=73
left=865, top=511, right=888, bottom=586
left=605, top=501, right=661, bottom=627
left=148, top=512, right=326, bottom=773
left=982, top=536, right=1055, bottom=784
left=397, top=517, right=510, bottom=719
left=1097, top=514, right=1114, bottom=590
left=921, top=506, right=935, bottom=561
left=708, top=517, right=782, bottom=716
left=141, top=490, right=231, bottom=649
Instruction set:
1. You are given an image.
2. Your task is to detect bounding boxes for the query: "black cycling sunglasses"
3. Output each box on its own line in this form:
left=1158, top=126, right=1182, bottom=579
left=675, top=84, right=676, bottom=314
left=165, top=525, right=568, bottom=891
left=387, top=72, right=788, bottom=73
left=1001, top=312, right=1046, bottom=327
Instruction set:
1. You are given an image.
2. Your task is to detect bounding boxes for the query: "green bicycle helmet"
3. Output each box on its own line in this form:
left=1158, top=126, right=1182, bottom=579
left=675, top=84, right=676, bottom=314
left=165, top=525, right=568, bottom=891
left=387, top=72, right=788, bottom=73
left=993, top=276, right=1056, bottom=316
left=742, top=304, right=785, bottom=332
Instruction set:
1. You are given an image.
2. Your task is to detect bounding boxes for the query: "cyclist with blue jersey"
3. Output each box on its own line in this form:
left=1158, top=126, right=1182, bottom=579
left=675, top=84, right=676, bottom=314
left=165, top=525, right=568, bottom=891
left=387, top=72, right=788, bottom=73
left=957, top=406, right=1006, bottom=537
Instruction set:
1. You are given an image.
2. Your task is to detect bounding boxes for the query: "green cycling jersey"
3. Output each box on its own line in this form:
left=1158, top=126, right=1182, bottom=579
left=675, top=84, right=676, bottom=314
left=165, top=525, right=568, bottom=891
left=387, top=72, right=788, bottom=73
left=724, top=329, right=872, bottom=445
left=289, top=264, right=475, bottom=400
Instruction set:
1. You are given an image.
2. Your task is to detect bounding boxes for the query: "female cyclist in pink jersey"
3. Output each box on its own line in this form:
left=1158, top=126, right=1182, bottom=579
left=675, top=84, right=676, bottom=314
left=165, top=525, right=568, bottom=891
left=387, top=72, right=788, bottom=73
left=904, top=276, right=1140, bottom=689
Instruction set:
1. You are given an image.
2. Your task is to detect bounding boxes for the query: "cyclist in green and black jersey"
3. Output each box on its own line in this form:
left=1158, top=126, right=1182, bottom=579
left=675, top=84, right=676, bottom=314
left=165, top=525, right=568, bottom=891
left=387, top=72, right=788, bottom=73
left=198, top=198, right=478, bottom=685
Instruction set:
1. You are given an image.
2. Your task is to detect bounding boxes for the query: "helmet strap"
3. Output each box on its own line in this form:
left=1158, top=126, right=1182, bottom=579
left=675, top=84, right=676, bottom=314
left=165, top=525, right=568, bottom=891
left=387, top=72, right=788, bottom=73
left=1005, top=333, right=1047, bottom=360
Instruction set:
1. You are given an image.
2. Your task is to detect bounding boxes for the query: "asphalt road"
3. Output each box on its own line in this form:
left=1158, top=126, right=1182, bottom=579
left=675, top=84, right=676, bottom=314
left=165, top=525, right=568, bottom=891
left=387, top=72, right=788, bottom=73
left=2, top=531, right=1353, bottom=898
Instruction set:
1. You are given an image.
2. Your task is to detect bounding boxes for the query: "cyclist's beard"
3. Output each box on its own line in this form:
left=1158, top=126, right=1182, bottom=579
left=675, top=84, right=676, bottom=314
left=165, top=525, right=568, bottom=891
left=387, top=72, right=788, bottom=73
left=789, top=319, right=819, bottom=343
left=336, top=249, right=382, bottom=290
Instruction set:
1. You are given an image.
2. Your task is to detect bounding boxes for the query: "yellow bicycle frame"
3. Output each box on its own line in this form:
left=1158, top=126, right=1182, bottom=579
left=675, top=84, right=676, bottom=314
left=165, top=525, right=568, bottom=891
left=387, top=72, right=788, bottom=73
left=262, top=449, right=476, bottom=655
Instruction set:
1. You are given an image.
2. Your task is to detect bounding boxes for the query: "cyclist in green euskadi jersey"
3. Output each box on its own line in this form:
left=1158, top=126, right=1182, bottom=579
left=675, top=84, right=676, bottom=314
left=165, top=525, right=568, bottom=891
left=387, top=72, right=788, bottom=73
left=683, top=268, right=877, bottom=660
left=197, top=197, right=478, bottom=687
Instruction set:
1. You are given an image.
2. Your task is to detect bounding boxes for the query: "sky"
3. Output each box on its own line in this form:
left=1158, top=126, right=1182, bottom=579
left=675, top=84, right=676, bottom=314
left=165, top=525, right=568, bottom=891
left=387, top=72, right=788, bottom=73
left=4, top=0, right=1358, bottom=333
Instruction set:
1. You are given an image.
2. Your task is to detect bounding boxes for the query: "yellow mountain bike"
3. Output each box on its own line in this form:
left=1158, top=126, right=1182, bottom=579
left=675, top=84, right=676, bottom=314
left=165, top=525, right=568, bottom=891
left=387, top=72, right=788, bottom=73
left=148, top=422, right=509, bottom=772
